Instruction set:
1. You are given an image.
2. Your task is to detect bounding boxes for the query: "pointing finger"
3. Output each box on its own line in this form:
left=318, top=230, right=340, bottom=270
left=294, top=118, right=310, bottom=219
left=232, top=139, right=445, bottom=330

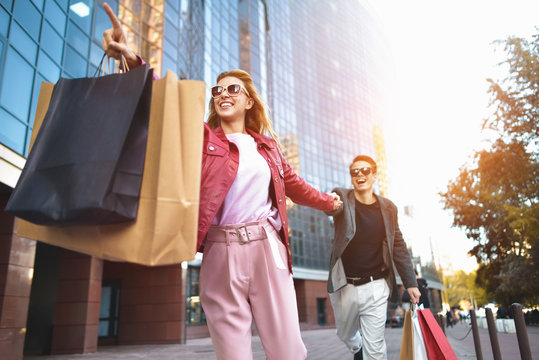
left=103, top=2, right=122, bottom=30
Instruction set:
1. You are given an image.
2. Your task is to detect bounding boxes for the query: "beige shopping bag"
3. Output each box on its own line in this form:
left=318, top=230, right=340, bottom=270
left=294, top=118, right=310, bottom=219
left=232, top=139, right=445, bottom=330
left=399, top=309, right=414, bottom=360
left=16, top=71, right=204, bottom=266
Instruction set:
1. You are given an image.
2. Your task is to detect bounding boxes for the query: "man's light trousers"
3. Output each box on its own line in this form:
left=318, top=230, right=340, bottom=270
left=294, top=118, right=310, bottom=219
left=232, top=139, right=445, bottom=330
left=329, top=278, right=390, bottom=359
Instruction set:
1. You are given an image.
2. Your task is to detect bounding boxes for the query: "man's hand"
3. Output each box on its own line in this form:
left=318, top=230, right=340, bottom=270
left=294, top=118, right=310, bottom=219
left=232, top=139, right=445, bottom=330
left=330, top=192, right=343, bottom=210
left=406, top=287, right=421, bottom=304
left=102, top=3, right=140, bottom=69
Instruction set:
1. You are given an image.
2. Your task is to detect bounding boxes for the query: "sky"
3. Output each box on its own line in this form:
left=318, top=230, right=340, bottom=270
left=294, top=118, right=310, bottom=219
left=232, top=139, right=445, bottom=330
left=363, top=0, right=539, bottom=273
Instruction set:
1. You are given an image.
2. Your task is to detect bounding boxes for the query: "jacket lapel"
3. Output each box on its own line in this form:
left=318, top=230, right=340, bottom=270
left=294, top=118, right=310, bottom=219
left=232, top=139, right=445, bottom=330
left=213, top=126, right=230, bottom=147
left=346, top=190, right=356, bottom=241
left=246, top=128, right=275, bottom=149
left=377, top=195, right=394, bottom=257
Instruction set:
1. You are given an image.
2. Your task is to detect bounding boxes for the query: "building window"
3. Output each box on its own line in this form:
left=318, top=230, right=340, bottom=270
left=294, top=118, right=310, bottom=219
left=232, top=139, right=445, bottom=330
left=186, top=266, right=206, bottom=325
left=317, top=298, right=327, bottom=326
left=99, top=281, right=121, bottom=338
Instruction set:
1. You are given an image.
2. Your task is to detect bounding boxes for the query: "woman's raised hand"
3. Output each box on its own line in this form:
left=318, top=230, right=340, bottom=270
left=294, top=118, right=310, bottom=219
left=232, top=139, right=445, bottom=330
left=330, top=192, right=343, bottom=210
left=102, top=2, right=140, bottom=69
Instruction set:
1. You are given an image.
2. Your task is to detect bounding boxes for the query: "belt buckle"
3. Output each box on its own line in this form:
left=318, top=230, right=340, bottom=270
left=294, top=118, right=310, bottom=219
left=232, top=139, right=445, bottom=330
left=236, top=225, right=250, bottom=244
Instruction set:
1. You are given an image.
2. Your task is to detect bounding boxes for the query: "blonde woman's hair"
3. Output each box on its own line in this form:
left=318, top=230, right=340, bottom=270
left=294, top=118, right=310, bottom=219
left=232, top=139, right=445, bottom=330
left=207, top=69, right=280, bottom=146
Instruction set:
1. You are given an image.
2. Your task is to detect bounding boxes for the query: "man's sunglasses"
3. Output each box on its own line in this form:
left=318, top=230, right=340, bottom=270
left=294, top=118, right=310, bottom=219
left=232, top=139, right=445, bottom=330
left=350, top=167, right=373, bottom=177
left=211, top=84, right=249, bottom=98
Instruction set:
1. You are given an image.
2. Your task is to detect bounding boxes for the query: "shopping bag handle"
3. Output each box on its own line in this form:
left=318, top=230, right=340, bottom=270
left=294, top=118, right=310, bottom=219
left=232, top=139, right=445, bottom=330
left=119, top=54, right=130, bottom=72
left=94, top=53, right=130, bottom=77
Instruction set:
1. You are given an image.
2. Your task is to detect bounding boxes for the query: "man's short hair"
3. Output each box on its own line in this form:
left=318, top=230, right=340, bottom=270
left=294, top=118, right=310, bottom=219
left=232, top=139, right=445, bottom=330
left=350, top=155, right=377, bottom=174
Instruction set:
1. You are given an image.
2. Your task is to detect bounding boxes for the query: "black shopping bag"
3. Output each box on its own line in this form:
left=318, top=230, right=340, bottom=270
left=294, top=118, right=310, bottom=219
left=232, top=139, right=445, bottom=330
left=6, top=63, right=153, bottom=225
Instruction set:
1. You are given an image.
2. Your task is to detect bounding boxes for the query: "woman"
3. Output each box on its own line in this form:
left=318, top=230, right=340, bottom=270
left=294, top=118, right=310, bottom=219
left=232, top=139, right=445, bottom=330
left=102, top=4, right=342, bottom=359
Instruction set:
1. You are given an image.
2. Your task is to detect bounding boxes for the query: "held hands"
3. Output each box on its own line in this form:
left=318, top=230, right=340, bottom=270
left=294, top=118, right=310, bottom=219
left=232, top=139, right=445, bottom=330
left=102, top=3, right=140, bottom=69
left=407, top=287, right=422, bottom=304
left=330, top=192, right=343, bottom=210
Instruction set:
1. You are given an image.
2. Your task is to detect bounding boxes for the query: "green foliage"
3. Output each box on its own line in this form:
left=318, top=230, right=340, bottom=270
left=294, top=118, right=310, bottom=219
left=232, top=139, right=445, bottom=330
left=442, top=140, right=538, bottom=263
left=476, top=253, right=539, bottom=307
left=440, top=31, right=539, bottom=307
left=445, top=270, right=488, bottom=308
left=485, top=34, right=539, bottom=147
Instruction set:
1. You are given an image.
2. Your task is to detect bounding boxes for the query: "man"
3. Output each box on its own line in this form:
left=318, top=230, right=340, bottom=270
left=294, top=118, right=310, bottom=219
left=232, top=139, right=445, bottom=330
left=326, top=155, right=421, bottom=359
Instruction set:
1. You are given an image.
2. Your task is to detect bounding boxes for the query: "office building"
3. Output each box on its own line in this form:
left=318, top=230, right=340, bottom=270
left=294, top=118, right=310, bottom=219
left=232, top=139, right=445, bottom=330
left=0, top=0, right=392, bottom=356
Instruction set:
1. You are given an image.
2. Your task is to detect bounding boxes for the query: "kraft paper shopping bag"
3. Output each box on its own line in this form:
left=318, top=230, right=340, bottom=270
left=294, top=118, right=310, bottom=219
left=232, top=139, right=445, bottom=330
left=16, top=71, right=204, bottom=266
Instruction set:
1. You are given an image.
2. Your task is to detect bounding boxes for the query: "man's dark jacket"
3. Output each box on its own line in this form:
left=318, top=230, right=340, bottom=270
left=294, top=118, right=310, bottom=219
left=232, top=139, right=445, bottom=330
left=326, top=188, right=417, bottom=303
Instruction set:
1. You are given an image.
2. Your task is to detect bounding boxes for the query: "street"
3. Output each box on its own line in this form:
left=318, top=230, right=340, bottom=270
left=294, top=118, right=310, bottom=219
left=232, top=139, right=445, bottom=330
left=24, top=322, right=539, bottom=359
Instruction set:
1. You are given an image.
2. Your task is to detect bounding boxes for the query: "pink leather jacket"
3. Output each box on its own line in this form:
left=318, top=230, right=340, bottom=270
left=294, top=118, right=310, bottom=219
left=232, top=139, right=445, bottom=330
left=198, top=124, right=334, bottom=271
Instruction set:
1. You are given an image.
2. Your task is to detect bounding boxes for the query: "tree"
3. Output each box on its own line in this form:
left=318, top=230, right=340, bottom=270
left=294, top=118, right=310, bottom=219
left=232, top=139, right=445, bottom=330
left=445, top=270, right=488, bottom=308
left=440, top=31, right=539, bottom=307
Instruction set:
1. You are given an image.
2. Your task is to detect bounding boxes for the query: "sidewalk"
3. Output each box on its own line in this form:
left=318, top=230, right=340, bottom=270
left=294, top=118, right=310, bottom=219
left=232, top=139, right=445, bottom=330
left=24, top=327, right=393, bottom=360
left=24, top=323, right=539, bottom=359
left=445, top=321, right=539, bottom=359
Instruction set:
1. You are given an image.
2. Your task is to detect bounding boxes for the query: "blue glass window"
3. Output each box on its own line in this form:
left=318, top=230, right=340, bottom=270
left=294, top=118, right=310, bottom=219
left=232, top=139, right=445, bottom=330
left=88, top=64, right=97, bottom=77
left=90, top=41, right=104, bottom=68
left=29, top=73, right=46, bottom=130
left=44, top=0, right=66, bottom=36
left=164, top=19, right=178, bottom=43
left=24, top=126, right=33, bottom=155
left=67, top=20, right=89, bottom=57
left=0, top=6, right=9, bottom=37
left=0, top=0, right=13, bottom=12
left=164, top=6, right=178, bottom=24
left=0, top=107, right=27, bottom=154
left=13, top=0, right=41, bottom=40
left=69, top=0, right=93, bottom=32
left=63, top=45, right=87, bottom=78
left=10, top=21, right=38, bottom=63
left=1, top=47, right=34, bottom=121
left=162, top=53, right=176, bottom=76
left=98, top=282, right=120, bottom=338
left=31, top=0, right=44, bottom=11
left=163, top=37, right=176, bottom=60
left=94, top=3, right=117, bottom=39
left=40, top=21, right=64, bottom=63
left=166, top=0, right=178, bottom=12
left=55, top=0, right=68, bottom=9
left=38, top=50, right=60, bottom=82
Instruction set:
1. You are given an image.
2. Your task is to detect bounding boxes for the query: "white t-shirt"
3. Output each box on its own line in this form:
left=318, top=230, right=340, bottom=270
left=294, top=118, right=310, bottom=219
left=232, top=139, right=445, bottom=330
left=211, top=133, right=281, bottom=230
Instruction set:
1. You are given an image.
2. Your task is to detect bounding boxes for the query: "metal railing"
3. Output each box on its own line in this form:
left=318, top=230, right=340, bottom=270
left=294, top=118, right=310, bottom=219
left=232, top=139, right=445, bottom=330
left=466, top=303, right=532, bottom=360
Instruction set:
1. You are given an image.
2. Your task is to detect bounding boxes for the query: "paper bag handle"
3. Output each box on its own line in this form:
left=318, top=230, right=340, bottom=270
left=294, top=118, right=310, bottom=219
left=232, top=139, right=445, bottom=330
left=94, top=53, right=130, bottom=77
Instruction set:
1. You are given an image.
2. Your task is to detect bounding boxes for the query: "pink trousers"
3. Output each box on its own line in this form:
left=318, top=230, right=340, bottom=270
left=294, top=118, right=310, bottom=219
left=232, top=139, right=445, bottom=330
left=200, top=218, right=307, bottom=360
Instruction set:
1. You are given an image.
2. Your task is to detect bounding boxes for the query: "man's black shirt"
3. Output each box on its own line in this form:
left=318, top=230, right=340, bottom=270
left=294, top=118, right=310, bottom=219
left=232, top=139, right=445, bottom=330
left=341, top=198, right=385, bottom=277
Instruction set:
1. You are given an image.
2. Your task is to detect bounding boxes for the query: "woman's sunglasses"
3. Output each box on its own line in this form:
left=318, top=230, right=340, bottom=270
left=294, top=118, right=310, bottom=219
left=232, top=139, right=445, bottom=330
left=211, top=84, right=249, bottom=98
left=350, top=167, right=373, bottom=177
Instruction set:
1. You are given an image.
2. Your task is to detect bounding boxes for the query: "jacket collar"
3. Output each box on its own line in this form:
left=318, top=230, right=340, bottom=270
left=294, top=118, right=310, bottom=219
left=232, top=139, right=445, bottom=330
left=212, top=125, right=229, bottom=146
left=246, top=127, right=276, bottom=149
left=374, top=193, right=392, bottom=212
left=346, top=190, right=393, bottom=243
left=212, top=125, right=275, bottom=149
left=346, top=190, right=391, bottom=216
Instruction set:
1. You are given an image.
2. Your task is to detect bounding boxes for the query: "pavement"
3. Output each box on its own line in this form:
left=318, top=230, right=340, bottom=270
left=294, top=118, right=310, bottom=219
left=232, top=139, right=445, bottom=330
left=24, top=322, right=539, bottom=359
left=445, top=321, right=539, bottom=359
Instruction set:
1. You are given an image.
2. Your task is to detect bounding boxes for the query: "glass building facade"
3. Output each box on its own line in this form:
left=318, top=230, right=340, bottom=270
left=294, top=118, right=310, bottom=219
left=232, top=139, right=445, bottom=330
left=269, top=1, right=391, bottom=270
left=0, top=0, right=203, bottom=157
left=0, top=0, right=391, bottom=335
